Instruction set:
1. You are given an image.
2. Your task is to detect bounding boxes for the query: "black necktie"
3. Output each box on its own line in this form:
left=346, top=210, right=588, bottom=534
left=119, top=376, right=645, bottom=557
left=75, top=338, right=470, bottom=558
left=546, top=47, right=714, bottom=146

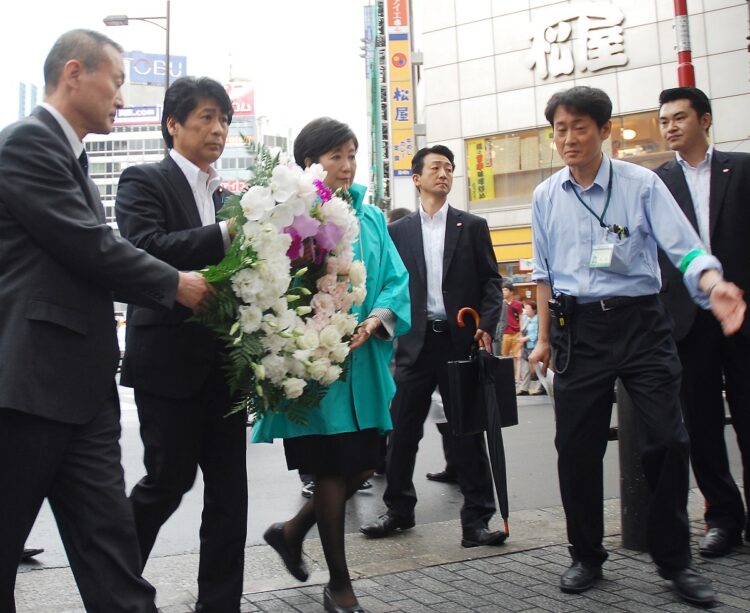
left=78, top=150, right=89, bottom=176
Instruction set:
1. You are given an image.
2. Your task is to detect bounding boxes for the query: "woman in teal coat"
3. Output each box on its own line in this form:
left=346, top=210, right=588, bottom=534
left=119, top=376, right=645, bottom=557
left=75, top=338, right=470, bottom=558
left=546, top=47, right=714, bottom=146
left=252, top=117, right=410, bottom=613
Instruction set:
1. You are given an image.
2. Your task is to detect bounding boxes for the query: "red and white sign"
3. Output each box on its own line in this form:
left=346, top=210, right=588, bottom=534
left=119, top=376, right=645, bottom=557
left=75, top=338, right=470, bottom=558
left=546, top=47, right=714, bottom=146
left=224, top=80, right=255, bottom=117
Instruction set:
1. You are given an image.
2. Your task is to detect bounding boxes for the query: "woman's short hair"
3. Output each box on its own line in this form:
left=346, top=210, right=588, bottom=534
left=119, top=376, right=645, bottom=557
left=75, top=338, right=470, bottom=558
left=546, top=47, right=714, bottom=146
left=293, top=117, right=358, bottom=167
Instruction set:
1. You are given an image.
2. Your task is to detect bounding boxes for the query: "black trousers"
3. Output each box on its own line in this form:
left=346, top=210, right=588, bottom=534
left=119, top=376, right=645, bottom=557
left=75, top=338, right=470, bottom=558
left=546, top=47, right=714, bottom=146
left=553, top=296, right=691, bottom=572
left=678, top=309, right=750, bottom=535
left=129, top=363, right=247, bottom=613
left=0, top=387, right=156, bottom=613
left=384, top=328, right=496, bottom=531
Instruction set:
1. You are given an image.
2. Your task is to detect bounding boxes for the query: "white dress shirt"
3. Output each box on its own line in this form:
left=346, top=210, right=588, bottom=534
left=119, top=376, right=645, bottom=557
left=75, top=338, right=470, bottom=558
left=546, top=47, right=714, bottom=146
left=39, top=102, right=85, bottom=162
left=676, top=145, right=713, bottom=252
left=420, top=201, right=448, bottom=320
left=169, top=148, right=230, bottom=250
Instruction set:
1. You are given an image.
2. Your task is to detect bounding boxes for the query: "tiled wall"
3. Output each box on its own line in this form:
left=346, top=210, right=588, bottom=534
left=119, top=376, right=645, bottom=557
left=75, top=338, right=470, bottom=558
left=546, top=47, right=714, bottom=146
left=419, top=0, right=750, bottom=215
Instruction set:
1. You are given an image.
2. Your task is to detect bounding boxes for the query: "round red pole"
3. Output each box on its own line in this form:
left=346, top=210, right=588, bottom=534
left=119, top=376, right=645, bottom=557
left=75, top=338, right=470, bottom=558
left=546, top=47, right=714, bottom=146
left=674, top=0, right=696, bottom=86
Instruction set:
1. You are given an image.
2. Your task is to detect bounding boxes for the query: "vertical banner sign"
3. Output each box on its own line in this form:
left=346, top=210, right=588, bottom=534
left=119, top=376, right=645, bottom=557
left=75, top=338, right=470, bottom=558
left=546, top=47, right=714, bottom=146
left=467, top=138, right=495, bottom=201
left=387, top=0, right=414, bottom=176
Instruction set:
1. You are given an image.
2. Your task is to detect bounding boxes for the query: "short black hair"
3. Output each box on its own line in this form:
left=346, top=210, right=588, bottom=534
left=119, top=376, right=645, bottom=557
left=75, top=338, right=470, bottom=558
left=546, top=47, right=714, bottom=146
left=502, top=280, right=515, bottom=292
left=544, top=86, right=613, bottom=128
left=658, top=87, right=712, bottom=119
left=293, top=117, right=359, bottom=167
left=161, top=77, right=233, bottom=148
left=43, top=29, right=123, bottom=93
left=388, top=207, right=411, bottom=223
left=411, top=145, right=455, bottom=175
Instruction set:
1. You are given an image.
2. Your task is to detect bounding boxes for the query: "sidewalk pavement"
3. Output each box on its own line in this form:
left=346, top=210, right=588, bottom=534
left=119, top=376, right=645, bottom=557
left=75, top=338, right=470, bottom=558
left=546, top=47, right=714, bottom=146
left=15, top=489, right=750, bottom=612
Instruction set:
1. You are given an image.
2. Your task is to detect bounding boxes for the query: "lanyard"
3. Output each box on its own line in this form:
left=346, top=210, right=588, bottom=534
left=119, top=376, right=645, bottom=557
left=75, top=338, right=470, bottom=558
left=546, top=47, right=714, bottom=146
left=569, top=161, right=613, bottom=230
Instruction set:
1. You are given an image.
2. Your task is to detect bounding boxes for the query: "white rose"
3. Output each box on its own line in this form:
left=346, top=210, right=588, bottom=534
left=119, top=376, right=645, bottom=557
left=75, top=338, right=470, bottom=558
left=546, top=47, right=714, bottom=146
left=347, top=261, right=367, bottom=287
left=330, top=342, right=350, bottom=363
left=261, top=354, right=288, bottom=384
left=351, top=285, right=367, bottom=306
left=319, top=325, right=342, bottom=349
left=296, top=329, right=320, bottom=351
left=241, top=186, right=275, bottom=221
left=282, top=377, right=306, bottom=399
left=321, top=365, right=343, bottom=385
left=285, top=356, right=307, bottom=378
left=307, top=357, right=332, bottom=382
left=238, top=305, right=263, bottom=334
left=330, top=312, right=357, bottom=336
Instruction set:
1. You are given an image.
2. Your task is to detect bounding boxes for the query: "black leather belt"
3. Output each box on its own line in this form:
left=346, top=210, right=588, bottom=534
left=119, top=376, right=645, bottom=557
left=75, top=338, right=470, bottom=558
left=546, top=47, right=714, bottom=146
left=427, top=319, right=449, bottom=333
left=575, top=294, right=656, bottom=314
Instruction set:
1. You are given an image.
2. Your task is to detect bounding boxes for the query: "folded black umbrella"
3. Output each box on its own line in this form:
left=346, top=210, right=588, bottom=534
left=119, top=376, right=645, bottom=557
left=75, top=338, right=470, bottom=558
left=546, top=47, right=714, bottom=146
left=446, top=307, right=517, bottom=536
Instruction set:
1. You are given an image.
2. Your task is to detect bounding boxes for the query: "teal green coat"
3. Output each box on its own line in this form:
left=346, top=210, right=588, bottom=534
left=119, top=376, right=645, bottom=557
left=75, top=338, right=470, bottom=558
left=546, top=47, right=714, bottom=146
left=252, top=183, right=411, bottom=442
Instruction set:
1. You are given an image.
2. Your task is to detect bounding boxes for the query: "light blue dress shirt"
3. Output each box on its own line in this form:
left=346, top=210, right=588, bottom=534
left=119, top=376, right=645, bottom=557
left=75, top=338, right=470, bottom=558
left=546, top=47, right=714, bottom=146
left=531, top=155, right=720, bottom=309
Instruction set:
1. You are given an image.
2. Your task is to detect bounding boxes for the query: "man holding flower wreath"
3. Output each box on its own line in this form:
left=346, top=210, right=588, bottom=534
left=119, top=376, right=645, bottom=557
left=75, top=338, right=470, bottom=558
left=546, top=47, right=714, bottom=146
left=115, top=76, right=247, bottom=613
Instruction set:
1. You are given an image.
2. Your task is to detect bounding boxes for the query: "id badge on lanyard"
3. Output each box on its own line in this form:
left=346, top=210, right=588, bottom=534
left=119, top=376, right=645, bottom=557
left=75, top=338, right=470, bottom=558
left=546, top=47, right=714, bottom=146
left=590, top=229, right=614, bottom=268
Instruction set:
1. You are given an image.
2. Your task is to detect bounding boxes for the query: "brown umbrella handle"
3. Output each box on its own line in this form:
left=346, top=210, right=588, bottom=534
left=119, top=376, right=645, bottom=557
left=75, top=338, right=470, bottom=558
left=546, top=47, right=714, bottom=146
left=456, top=306, right=480, bottom=330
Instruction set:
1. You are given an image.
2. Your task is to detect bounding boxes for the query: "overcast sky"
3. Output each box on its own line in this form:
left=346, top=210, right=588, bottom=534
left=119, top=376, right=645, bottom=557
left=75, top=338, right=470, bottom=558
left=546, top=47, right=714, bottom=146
left=0, top=0, right=374, bottom=181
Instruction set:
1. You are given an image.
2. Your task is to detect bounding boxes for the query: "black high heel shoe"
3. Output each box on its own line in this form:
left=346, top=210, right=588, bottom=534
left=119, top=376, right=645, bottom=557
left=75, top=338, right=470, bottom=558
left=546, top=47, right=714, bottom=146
left=263, top=522, right=309, bottom=582
left=323, top=585, right=364, bottom=613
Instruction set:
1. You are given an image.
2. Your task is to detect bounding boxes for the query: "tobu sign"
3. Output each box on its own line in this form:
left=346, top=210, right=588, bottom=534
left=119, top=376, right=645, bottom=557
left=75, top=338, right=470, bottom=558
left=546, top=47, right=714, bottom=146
left=127, top=51, right=187, bottom=85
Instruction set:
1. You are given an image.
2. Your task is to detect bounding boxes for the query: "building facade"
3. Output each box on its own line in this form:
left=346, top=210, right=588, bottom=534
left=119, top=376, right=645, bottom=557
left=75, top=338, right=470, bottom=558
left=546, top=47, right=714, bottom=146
left=419, top=0, right=749, bottom=296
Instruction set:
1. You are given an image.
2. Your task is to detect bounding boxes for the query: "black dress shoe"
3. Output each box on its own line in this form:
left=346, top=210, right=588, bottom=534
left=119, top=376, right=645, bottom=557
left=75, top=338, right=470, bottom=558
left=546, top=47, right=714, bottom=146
left=20, top=547, right=44, bottom=561
left=323, top=585, right=364, bottom=612
left=263, top=523, right=309, bottom=582
left=359, top=513, right=415, bottom=538
left=699, top=526, right=741, bottom=558
left=559, top=561, right=602, bottom=593
left=659, top=566, right=716, bottom=606
left=461, top=526, right=507, bottom=548
left=425, top=469, right=458, bottom=484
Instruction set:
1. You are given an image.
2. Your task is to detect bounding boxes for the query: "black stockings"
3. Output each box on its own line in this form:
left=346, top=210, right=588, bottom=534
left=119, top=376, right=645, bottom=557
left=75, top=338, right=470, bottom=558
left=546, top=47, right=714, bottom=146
left=283, top=469, right=374, bottom=607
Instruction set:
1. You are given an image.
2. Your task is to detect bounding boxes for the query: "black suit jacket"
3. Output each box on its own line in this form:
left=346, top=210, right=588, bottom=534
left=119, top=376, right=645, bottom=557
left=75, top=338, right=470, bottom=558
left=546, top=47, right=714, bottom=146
left=656, top=150, right=750, bottom=340
left=388, top=206, right=503, bottom=366
left=115, top=156, right=230, bottom=398
left=0, top=107, right=178, bottom=423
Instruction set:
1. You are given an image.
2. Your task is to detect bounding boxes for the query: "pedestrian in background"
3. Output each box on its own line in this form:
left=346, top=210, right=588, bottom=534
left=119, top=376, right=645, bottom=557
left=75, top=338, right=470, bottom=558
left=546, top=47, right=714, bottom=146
left=501, top=281, right=524, bottom=383
left=517, top=301, right=542, bottom=396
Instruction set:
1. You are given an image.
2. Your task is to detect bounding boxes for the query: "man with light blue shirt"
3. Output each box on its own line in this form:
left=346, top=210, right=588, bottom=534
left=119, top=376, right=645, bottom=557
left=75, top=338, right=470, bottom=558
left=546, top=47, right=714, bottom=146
left=657, top=87, right=750, bottom=559
left=529, top=86, right=745, bottom=606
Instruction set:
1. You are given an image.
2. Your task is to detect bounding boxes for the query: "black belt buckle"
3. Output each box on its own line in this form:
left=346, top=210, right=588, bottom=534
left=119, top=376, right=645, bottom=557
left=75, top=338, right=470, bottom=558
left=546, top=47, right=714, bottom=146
left=430, top=320, right=448, bottom=333
left=600, top=299, right=614, bottom=312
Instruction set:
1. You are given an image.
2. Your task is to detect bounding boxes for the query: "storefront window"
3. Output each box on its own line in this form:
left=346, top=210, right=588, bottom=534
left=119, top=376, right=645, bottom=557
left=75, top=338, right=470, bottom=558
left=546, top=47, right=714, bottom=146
left=466, top=111, right=674, bottom=212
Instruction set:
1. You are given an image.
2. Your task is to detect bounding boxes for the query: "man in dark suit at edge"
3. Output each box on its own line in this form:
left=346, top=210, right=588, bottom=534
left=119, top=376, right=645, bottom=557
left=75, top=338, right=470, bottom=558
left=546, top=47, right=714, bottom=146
left=360, top=145, right=506, bottom=547
left=115, top=77, right=247, bottom=613
left=0, top=29, right=211, bottom=613
left=657, top=87, right=750, bottom=557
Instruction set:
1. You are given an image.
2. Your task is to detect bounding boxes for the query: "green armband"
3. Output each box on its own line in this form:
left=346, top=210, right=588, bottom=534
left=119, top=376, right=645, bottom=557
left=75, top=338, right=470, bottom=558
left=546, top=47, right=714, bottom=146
left=678, top=249, right=707, bottom=275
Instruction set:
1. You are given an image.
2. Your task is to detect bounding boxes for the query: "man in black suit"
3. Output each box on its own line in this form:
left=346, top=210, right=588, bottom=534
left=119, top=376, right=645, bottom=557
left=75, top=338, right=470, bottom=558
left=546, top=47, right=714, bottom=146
left=657, top=87, right=750, bottom=556
left=360, top=145, right=505, bottom=547
left=115, top=77, right=247, bottom=612
left=0, top=30, right=211, bottom=613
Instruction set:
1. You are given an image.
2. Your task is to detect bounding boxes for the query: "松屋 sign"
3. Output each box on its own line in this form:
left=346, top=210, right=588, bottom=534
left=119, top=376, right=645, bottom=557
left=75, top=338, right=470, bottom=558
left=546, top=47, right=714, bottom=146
left=527, top=2, right=628, bottom=80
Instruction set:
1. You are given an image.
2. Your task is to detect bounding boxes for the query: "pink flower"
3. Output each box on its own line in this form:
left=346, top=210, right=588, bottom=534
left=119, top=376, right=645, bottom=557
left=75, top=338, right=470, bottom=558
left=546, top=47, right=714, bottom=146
left=314, top=179, right=332, bottom=203
left=316, top=273, right=338, bottom=294
left=315, top=223, right=344, bottom=252
left=330, top=283, right=353, bottom=312
left=284, top=227, right=303, bottom=260
left=311, top=293, right=336, bottom=318
left=290, top=214, right=321, bottom=240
